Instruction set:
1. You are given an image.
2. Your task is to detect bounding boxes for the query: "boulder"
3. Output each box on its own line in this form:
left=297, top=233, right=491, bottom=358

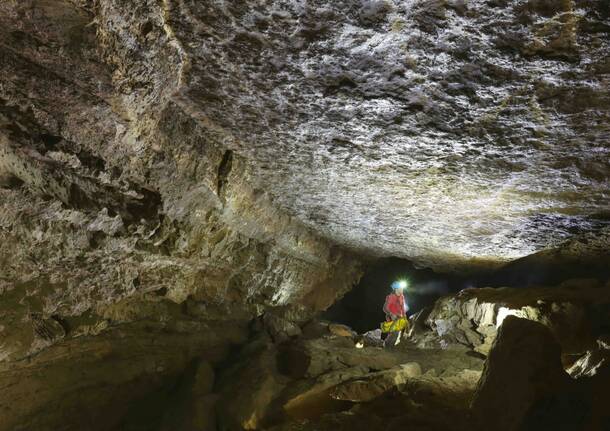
left=407, top=306, right=433, bottom=337
left=278, top=337, right=412, bottom=379
left=263, top=313, right=303, bottom=343
left=568, top=350, right=610, bottom=379
left=471, top=316, right=571, bottom=431
left=330, top=362, right=423, bottom=402
left=301, top=320, right=331, bottom=339
left=359, top=329, right=384, bottom=348
left=328, top=323, right=357, bottom=338
left=216, top=339, right=288, bottom=430
left=282, top=366, right=370, bottom=421
left=421, top=284, right=610, bottom=356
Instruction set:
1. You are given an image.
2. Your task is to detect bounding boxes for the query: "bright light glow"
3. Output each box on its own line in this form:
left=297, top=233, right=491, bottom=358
left=399, top=280, right=408, bottom=289
left=496, top=306, right=526, bottom=328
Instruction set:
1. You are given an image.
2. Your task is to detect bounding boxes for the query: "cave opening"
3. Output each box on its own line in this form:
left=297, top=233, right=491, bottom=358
left=325, top=248, right=610, bottom=335
left=323, top=257, right=474, bottom=333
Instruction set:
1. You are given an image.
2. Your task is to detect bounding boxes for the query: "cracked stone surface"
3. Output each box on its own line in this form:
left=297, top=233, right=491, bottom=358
left=158, top=0, right=610, bottom=266
left=0, top=0, right=363, bottom=363
left=0, top=1, right=609, bottom=429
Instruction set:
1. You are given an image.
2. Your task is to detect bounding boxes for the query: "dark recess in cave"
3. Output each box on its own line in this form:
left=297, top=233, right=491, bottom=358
left=39, top=133, right=62, bottom=151
left=217, top=149, right=233, bottom=200
left=0, top=174, right=25, bottom=189
left=482, top=253, right=610, bottom=288
left=325, top=252, right=610, bottom=334
left=322, top=257, right=474, bottom=333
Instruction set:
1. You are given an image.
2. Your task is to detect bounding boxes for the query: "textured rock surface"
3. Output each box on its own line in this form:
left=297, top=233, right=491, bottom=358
left=488, top=226, right=610, bottom=286
left=217, top=335, right=289, bottom=430
left=0, top=318, right=247, bottom=431
left=215, top=326, right=484, bottom=430
left=1, top=0, right=609, bottom=297
left=568, top=348, right=610, bottom=378
left=412, top=279, right=610, bottom=355
left=472, top=316, right=610, bottom=431
left=269, top=369, right=482, bottom=431
left=0, top=0, right=608, bottom=344
left=471, top=316, right=571, bottom=431
left=0, top=0, right=363, bottom=365
left=0, top=1, right=609, bottom=429
left=149, top=0, right=610, bottom=268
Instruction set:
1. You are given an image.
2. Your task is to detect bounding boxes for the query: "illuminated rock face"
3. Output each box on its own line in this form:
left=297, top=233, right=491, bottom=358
left=0, top=0, right=362, bottom=363
left=152, top=0, right=610, bottom=267
left=415, top=280, right=610, bottom=355
left=2, top=0, right=607, bottom=277
left=0, top=2, right=608, bottom=428
left=1, top=1, right=609, bottom=295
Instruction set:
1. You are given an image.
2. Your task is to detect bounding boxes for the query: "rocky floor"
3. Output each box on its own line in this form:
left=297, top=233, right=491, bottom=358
left=217, top=276, right=610, bottom=431
left=217, top=321, right=485, bottom=431
left=0, top=275, right=608, bottom=430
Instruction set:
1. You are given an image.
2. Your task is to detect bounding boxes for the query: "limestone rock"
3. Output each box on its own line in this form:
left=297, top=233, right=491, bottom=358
left=0, top=1, right=607, bottom=344
left=281, top=366, right=370, bottom=421
left=269, top=369, right=483, bottom=431
left=0, top=319, right=247, bottom=431
left=217, top=339, right=288, bottom=430
left=30, top=313, right=66, bottom=342
left=568, top=350, right=610, bottom=379
left=113, top=0, right=609, bottom=270
left=264, top=312, right=303, bottom=343
left=471, top=316, right=571, bottom=431
left=328, top=323, right=357, bottom=338
left=0, top=0, right=608, bottom=429
left=422, top=283, right=610, bottom=356
left=330, top=362, right=423, bottom=402
left=278, top=337, right=411, bottom=379
left=360, top=329, right=384, bottom=348
left=301, top=320, right=331, bottom=340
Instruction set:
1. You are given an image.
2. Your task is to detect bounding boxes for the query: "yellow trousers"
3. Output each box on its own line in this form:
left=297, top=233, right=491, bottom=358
left=380, top=317, right=409, bottom=333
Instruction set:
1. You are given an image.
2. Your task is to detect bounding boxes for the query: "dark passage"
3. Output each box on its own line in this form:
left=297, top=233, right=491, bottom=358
left=324, top=245, right=610, bottom=335
left=323, top=257, right=474, bottom=333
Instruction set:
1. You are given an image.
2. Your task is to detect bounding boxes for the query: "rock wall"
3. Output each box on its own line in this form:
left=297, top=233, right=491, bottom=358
left=0, top=317, right=248, bottom=431
left=472, top=316, right=610, bottom=431
left=0, top=1, right=609, bottom=429
left=0, top=0, right=363, bottom=365
left=413, top=279, right=610, bottom=356
left=0, top=2, right=362, bottom=428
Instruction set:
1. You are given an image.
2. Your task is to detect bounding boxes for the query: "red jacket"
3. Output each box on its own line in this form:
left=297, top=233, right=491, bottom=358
left=384, top=293, right=406, bottom=320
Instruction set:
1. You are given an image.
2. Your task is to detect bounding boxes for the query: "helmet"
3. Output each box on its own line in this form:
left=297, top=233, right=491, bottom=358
left=391, top=280, right=408, bottom=291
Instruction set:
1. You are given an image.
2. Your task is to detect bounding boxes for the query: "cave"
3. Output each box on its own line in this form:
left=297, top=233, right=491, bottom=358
left=1, top=1, right=610, bottom=431
left=323, top=257, right=474, bottom=333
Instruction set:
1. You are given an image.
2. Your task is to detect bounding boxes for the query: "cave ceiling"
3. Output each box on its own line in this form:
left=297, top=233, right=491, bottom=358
left=1, top=0, right=610, bottom=272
